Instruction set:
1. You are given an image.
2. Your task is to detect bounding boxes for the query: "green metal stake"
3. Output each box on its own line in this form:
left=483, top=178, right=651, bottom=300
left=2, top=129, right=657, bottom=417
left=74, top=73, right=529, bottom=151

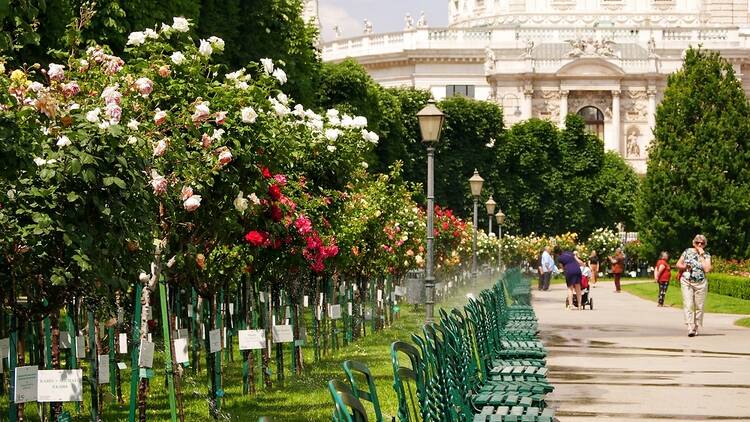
left=159, top=278, right=178, bottom=422
left=88, top=304, right=99, bottom=422
left=43, top=300, right=52, bottom=369
left=128, top=283, right=143, bottom=422
left=67, top=302, right=81, bottom=413
left=108, top=326, right=116, bottom=398
left=190, top=288, right=198, bottom=373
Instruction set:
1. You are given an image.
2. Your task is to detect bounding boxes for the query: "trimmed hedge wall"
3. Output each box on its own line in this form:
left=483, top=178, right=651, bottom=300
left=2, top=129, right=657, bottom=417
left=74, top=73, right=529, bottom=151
left=709, top=273, right=750, bottom=300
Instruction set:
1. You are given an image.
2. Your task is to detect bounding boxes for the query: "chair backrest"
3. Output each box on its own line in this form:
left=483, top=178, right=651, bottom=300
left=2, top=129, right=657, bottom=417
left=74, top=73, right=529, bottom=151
left=328, top=379, right=369, bottom=422
left=391, top=341, right=423, bottom=422
left=343, top=360, right=383, bottom=422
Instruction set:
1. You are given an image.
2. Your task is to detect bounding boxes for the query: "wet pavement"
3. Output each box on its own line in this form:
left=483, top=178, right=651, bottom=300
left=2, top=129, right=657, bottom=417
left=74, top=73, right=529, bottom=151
left=532, top=281, right=750, bottom=422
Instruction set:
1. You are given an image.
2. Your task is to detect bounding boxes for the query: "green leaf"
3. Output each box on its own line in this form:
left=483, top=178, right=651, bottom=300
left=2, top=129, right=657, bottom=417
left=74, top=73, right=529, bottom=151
left=67, top=192, right=79, bottom=202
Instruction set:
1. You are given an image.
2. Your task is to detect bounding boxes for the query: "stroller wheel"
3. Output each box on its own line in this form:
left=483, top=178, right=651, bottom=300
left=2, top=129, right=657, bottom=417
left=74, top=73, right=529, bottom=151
left=589, top=298, right=594, bottom=310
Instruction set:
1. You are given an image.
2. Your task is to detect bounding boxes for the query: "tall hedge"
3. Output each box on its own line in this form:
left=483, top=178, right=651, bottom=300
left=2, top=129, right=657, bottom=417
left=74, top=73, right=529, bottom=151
left=637, top=48, right=750, bottom=259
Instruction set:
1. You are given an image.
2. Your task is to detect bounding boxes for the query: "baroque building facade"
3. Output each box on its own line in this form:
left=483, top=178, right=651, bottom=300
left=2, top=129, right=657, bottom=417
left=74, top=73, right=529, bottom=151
left=318, top=0, right=750, bottom=173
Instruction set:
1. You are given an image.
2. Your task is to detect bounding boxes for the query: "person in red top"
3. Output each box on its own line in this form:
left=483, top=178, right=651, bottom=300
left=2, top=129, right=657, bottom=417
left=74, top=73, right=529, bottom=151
left=654, top=251, right=672, bottom=307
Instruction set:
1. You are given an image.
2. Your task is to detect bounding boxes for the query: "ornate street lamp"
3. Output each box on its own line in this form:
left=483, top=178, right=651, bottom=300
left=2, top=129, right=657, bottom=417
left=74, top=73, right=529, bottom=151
left=495, top=209, right=506, bottom=269
left=417, top=99, right=445, bottom=323
left=468, top=169, right=484, bottom=281
left=485, top=196, right=496, bottom=235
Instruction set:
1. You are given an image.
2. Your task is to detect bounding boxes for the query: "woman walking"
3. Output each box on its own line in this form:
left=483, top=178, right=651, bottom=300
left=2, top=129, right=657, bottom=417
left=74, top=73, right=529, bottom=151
left=588, top=250, right=599, bottom=287
left=654, top=251, right=671, bottom=306
left=555, top=246, right=585, bottom=310
left=608, top=248, right=625, bottom=292
left=676, top=234, right=712, bottom=337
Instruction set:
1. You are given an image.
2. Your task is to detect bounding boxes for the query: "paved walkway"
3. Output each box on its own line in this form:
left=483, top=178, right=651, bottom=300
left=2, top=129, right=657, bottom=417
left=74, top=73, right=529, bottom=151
left=532, top=281, right=750, bottom=422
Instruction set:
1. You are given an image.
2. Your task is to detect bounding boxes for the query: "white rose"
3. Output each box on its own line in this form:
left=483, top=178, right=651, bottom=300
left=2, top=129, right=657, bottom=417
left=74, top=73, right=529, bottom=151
left=248, top=193, right=260, bottom=205
left=211, top=128, right=225, bottom=141
left=198, top=39, right=213, bottom=57
left=144, top=28, right=158, bottom=39
left=33, top=157, right=47, bottom=166
left=56, top=135, right=71, bottom=147
left=172, top=17, right=190, bottom=32
left=86, top=108, right=101, bottom=123
left=361, top=161, right=369, bottom=169
left=241, top=106, right=258, bottom=123
left=353, top=116, right=368, bottom=128
left=48, top=63, right=65, bottom=81
left=234, top=191, right=249, bottom=212
left=126, top=31, right=146, bottom=46
left=341, top=115, right=354, bottom=128
left=127, top=136, right=138, bottom=145
left=272, top=68, right=287, bottom=85
left=208, top=36, right=225, bottom=51
left=327, top=145, right=336, bottom=152
left=237, top=81, right=249, bottom=90
left=183, top=194, right=202, bottom=212
left=325, top=128, right=340, bottom=142
left=226, top=69, right=244, bottom=81
left=127, top=119, right=140, bottom=131
left=276, top=92, right=288, bottom=105
left=171, top=51, right=186, bottom=65
left=260, top=58, right=274, bottom=74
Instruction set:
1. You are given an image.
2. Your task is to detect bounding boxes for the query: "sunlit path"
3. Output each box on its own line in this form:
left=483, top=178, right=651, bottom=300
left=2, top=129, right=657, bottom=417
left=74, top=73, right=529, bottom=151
left=533, top=281, right=750, bottom=422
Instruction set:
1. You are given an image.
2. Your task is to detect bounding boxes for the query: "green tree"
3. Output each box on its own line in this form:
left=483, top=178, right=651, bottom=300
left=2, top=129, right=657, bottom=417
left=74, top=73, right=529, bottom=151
left=592, top=151, right=640, bottom=230
left=637, top=47, right=750, bottom=258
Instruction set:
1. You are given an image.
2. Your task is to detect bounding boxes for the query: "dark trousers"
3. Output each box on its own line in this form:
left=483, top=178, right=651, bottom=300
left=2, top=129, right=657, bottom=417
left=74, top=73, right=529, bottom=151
left=614, top=273, right=622, bottom=291
left=658, top=282, right=669, bottom=305
left=538, top=272, right=552, bottom=291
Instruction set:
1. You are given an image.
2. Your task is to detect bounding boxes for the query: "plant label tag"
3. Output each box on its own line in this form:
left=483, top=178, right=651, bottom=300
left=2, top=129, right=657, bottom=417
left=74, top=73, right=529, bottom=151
left=98, top=355, right=109, bottom=384
left=76, top=336, right=86, bottom=359
left=144, top=306, right=153, bottom=320
left=173, top=338, right=189, bottom=364
left=187, top=307, right=193, bottom=318
left=238, top=330, right=265, bottom=350
left=0, top=338, right=9, bottom=358
left=117, top=362, right=127, bottom=370
left=229, top=303, right=234, bottom=315
left=377, top=289, right=383, bottom=302
left=58, top=331, right=72, bottom=349
left=259, top=292, right=265, bottom=303
left=303, top=296, right=309, bottom=307
left=178, top=329, right=188, bottom=339
left=37, top=369, right=82, bottom=402
left=14, top=365, right=38, bottom=403
left=272, top=325, right=293, bottom=343
left=339, top=283, right=346, bottom=296
left=329, top=304, right=342, bottom=320
left=117, top=309, right=124, bottom=324
left=118, top=333, right=128, bottom=354
left=315, top=306, right=322, bottom=321
left=347, top=302, right=353, bottom=315
left=209, top=329, right=222, bottom=353
left=223, top=328, right=227, bottom=349
left=138, top=340, right=155, bottom=368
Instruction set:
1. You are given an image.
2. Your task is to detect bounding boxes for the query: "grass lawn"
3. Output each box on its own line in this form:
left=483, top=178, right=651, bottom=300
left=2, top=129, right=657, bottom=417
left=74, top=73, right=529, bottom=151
left=735, top=317, right=750, bottom=328
left=622, top=282, right=750, bottom=315
left=0, top=276, right=500, bottom=422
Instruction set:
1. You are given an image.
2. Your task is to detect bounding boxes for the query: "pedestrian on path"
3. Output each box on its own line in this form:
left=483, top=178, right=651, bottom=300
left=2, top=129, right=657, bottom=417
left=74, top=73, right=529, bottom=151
left=653, top=251, right=671, bottom=306
left=676, top=234, right=712, bottom=337
left=608, top=248, right=625, bottom=292
left=588, top=250, right=599, bottom=287
left=538, top=246, right=555, bottom=291
left=555, top=246, right=584, bottom=310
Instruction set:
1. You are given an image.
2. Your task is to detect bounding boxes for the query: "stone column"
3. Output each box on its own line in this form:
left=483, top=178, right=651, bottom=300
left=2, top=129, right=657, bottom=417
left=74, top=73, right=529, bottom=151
left=647, top=88, right=657, bottom=135
left=559, top=90, right=568, bottom=128
left=523, top=85, right=533, bottom=119
left=610, top=90, right=621, bottom=153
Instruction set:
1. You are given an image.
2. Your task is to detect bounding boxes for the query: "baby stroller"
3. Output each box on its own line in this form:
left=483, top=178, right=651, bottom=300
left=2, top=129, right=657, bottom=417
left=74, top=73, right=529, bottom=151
left=565, top=266, right=594, bottom=309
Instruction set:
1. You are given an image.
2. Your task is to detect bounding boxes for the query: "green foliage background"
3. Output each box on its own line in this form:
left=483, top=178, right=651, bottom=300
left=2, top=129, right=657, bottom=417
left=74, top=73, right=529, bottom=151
left=638, top=48, right=750, bottom=259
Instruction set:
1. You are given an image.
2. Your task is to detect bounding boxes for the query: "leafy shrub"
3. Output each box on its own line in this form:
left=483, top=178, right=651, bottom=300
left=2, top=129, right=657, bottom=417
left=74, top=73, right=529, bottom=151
left=709, top=273, right=750, bottom=300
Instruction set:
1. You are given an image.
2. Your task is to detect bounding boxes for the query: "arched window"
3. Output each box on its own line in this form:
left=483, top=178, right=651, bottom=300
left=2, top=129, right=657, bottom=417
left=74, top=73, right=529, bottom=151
left=577, top=106, right=604, bottom=139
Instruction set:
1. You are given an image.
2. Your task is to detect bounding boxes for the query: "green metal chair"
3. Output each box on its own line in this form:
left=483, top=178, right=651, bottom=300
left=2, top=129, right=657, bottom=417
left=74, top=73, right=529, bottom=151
left=343, top=360, right=384, bottom=422
left=328, top=379, right=369, bottom=422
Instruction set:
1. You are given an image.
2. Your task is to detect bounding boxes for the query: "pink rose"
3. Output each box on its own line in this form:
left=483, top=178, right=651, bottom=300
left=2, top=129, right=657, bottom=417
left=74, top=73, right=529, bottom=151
left=218, top=149, right=232, bottom=166
left=150, top=171, right=167, bottom=195
left=105, top=103, right=122, bottom=124
left=215, top=111, right=227, bottom=125
left=153, top=139, right=168, bottom=157
left=62, top=81, right=80, bottom=98
left=201, top=133, right=212, bottom=149
left=100, top=85, right=121, bottom=105
left=181, top=186, right=193, bottom=201
left=191, top=102, right=210, bottom=123
left=104, top=56, right=124, bottom=75
left=134, top=77, right=153, bottom=97
left=294, top=216, right=313, bottom=235
left=273, top=174, right=287, bottom=186
left=154, top=110, right=167, bottom=125
left=183, top=194, right=202, bottom=212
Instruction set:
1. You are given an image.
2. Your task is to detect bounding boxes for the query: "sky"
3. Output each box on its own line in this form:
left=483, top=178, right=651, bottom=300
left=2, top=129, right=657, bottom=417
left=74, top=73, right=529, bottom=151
left=318, top=0, right=448, bottom=42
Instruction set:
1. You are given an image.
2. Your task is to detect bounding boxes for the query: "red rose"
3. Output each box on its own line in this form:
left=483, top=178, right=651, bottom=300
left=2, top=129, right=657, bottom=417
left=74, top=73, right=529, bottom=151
left=269, top=204, right=283, bottom=222
left=268, top=184, right=282, bottom=200
left=261, top=167, right=272, bottom=178
left=244, top=230, right=267, bottom=247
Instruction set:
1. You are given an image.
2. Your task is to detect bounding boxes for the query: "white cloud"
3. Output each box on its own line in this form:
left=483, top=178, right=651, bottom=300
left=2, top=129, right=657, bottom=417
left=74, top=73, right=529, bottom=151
left=319, top=3, right=362, bottom=41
